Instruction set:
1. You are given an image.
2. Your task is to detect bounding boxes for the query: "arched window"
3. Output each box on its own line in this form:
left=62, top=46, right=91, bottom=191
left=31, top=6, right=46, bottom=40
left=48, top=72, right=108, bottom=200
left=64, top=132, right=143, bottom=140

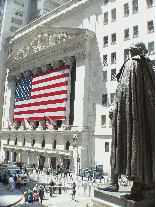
left=14, top=138, right=17, bottom=145
left=42, top=139, right=45, bottom=148
left=23, top=138, right=25, bottom=146
left=53, top=140, right=56, bottom=149
left=32, top=139, right=35, bottom=147
left=66, top=140, right=70, bottom=150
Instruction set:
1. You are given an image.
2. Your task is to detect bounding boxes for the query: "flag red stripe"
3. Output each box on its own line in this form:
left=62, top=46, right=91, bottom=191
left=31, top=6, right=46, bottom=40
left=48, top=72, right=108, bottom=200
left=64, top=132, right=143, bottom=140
left=31, top=81, right=68, bottom=92
left=14, top=107, right=66, bottom=115
left=32, top=73, right=69, bottom=86
left=31, top=90, right=67, bottom=99
left=14, top=116, right=66, bottom=122
left=33, top=65, right=70, bottom=78
left=14, top=98, right=67, bottom=109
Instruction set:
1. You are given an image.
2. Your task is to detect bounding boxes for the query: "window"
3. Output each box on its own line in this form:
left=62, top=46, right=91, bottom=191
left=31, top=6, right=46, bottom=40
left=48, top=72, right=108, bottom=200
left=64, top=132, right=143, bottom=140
left=146, top=0, right=154, bottom=7
left=105, top=142, right=109, bottom=152
left=111, top=52, right=116, bottom=64
left=23, top=138, right=25, bottom=146
left=104, top=12, right=108, bottom=24
left=7, top=138, right=10, bottom=145
left=103, top=71, right=107, bottom=82
left=111, top=69, right=116, bottom=80
left=147, top=20, right=154, bottom=33
left=124, top=28, right=129, bottom=40
left=31, top=139, right=35, bottom=147
left=66, top=140, right=70, bottom=150
left=110, top=93, right=115, bottom=104
left=104, top=0, right=109, bottom=5
left=124, top=3, right=129, bottom=16
left=101, top=115, right=106, bottom=126
left=111, top=33, right=116, bottom=44
left=42, top=139, right=45, bottom=148
left=53, top=140, right=56, bottom=149
left=132, top=0, right=138, bottom=13
left=111, top=8, right=116, bottom=22
left=14, top=138, right=17, bottom=145
left=124, top=48, right=129, bottom=60
left=148, top=41, right=155, bottom=55
left=102, top=94, right=107, bottom=106
left=103, top=54, right=108, bottom=66
left=103, top=35, right=108, bottom=47
left=133, top=25, right=139, bottom=37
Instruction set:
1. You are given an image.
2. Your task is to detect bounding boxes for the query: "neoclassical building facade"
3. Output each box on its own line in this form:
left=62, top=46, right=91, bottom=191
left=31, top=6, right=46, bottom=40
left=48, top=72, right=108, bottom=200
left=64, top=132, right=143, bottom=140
left=0, top=0, right=155, bottom=173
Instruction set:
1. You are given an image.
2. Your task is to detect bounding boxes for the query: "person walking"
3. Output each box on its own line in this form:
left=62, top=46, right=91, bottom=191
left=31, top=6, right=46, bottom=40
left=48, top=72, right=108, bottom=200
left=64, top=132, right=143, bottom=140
left=14, top=174, right=17, bottom=189
left=28, top=187, right=34, bottom=203
left=3, top=171, right=7, bottom=186
left=8, top=176, right=14, bottom=191
left=39, top=185, right=44, bottom=204
left=24, top=188, right=29, bottom=203
left=16, top=175, right=21, bottom=189
left=72, top=182, right=76, bottom=200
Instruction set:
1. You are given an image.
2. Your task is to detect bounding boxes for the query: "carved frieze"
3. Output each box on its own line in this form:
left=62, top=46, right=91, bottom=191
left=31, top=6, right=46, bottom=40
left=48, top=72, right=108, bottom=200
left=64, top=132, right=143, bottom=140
left=7, top=75, right=16, bottom=82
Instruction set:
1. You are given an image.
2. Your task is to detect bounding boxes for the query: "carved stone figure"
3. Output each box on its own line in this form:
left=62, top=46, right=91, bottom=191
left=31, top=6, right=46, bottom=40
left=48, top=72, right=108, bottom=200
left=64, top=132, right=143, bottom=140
left=100, top=42, right=155, bottom=201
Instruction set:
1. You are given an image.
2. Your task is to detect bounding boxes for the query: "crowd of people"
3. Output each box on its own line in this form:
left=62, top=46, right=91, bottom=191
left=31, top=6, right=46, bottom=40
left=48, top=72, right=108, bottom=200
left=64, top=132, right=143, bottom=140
left=24, top=185, right=44, bottom=204
left=0, top=170, right=22, bottom=191
left=23, top=181, right=76, bottom=204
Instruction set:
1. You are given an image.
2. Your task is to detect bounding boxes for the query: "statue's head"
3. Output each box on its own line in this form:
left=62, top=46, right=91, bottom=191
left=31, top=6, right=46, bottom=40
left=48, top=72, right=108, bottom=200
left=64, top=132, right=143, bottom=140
left=129, top=42, right=148, bottom=57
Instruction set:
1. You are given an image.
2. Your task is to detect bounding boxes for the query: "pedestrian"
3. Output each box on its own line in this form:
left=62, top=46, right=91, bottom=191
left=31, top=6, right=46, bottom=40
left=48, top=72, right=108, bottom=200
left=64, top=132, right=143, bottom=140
left=49, top=180, right=55, bottom=196
left=39, top=185, right=44, bottom=204
left=14, top=174, right=17, bottom=189
left=72, top=182, right=76, bottom=200
left=33, top=184, right=39, bottom=193
left=8, top=176, right=14, bottom=191
left=28, top=187, right=34, bottom=203
left=16, top=175, right=21, bottom=189
left=3, top=171, right=7, bottom=186
left=24, top=188, right=29, bottom=203
left=34, top=190, right=39, bottom=201
left=59, top=179, right=62, bottom=194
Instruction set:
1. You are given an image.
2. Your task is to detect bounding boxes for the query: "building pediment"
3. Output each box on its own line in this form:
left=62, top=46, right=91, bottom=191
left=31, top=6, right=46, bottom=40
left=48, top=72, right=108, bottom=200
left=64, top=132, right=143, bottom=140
left=4, top=26, right=95, bottom=74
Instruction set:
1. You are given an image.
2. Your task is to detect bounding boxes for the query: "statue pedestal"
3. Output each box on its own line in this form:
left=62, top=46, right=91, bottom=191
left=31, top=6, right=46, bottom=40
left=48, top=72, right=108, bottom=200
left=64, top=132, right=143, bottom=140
left=92, top=189, right=155, bottom=207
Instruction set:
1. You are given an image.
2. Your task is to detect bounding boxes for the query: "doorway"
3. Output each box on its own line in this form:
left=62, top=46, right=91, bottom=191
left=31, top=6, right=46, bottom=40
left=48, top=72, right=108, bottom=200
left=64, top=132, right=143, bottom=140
left=50, top=157, right=56, bottom=169
left=39, top=155, right=45, bottom=170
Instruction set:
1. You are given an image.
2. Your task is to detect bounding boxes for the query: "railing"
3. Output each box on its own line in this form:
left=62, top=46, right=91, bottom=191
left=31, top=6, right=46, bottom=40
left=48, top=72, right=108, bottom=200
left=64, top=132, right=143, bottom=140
left=3, top=144, right=73, bottom=156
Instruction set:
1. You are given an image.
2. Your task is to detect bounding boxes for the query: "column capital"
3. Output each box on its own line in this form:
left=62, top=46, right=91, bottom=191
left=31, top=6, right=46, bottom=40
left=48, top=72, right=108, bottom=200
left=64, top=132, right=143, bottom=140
left=63, top=56, right=75, bottom=67
left=7, top=75, right=16, bottom=82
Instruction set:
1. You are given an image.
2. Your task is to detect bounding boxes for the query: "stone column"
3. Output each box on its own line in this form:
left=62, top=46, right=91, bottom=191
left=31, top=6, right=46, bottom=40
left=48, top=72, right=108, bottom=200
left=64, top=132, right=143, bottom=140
left=44, top=155, right=49, bottom=168
left=18, top=152, right=21, bottom=162
left=10, top=151, right=13, bottom=162
left=62, top=57, right=75, bottom=127
left=27, top=152, right=30, bottom=165
left=37, top=155, right=40, bottom=168
left=7, top=75, right=16, bottom=125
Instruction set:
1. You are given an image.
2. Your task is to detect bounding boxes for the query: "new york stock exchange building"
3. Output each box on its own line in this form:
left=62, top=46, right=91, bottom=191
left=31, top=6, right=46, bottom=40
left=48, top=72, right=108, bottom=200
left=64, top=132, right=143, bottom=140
left=1, top=0, right=109, bottom=173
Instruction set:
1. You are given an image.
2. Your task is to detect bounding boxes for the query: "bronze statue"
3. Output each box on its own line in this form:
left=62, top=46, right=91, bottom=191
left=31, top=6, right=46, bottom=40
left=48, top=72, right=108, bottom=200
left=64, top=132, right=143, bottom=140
left=101, top=42, right=155, bottom=201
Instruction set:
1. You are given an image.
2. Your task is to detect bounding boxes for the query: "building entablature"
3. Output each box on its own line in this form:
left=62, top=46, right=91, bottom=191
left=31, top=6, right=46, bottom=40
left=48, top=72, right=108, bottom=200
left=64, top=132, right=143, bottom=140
left=3, top=144, right=73, bottom=159
left=4, top=26, right=95, bottom=77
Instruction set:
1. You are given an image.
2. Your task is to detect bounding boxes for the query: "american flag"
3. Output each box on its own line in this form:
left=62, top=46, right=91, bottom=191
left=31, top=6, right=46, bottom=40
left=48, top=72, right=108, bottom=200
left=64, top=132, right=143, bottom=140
left=44, top=116, right=54, bottom=132
left=8, top=120, right=14, bottom=130
left=24, top=118, right=33, bottom=131
left=13, top=65, right=70, bottom=122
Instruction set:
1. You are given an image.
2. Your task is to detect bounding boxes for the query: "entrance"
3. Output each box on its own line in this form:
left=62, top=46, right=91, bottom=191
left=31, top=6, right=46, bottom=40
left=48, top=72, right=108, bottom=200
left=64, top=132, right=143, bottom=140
left=50, top=157, right=56, bottom=169
left=13, top=152, right=17, bottom=162
left=39, top=155, right=45, bottom=170
left=5, top=151, right=9, bottom=161
left=63, top=159, right=70, bottom=169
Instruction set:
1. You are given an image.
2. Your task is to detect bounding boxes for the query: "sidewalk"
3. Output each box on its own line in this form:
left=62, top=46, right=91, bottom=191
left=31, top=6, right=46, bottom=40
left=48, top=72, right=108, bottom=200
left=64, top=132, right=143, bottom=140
left=0, top=183, right=23, bottom=207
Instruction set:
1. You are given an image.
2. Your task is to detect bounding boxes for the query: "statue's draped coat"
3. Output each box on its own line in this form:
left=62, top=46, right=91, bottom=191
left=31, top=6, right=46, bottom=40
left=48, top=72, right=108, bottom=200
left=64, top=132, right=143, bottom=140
left=111, top=56, right=155, bottom=186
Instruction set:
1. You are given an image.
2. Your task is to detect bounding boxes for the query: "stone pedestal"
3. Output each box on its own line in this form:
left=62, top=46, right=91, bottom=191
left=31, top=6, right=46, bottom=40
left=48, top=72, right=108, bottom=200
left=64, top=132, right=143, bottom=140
left=92, top=189, right=155, bottom=207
